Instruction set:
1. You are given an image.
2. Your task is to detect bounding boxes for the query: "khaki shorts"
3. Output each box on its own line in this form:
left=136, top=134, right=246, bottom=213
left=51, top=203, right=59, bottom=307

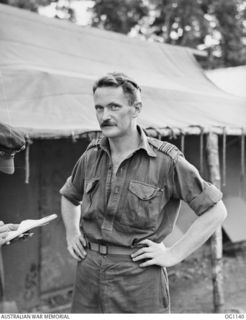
left=71, top=249, right=170, bottom=313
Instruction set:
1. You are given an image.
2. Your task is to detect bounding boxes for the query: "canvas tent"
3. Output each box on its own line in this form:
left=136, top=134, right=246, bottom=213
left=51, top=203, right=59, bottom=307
left=0, top=3, right=246, bottom=312
left=206, top=66, right=246, bottom=98
left=1, top=4, right=245, bottom=137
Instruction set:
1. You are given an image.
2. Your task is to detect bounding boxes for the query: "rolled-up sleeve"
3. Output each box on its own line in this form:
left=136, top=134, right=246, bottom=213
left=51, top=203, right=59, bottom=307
left=59, top=154, right=86, bottom=206
left=172, top=155, right=223, bottom=216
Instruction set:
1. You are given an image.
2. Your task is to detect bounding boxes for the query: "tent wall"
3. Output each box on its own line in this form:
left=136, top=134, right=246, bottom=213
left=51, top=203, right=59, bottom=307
left=220, top=135, right=245, bottom=197
left=218, top=136, right=246, bottom=243
left=0, top=138, right=89, bottom=311
left=1, top=145, right=40, bottom=310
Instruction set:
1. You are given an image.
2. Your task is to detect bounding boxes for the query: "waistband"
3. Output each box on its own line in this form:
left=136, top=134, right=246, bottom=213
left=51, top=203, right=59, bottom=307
left=87, top=241, right=137, bottom=256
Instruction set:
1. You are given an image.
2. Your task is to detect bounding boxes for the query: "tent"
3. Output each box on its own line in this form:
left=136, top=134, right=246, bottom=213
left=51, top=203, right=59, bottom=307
left=206, top=66, right=246, bottom=98
left=0, top=3, right=245, bottom=312
left=1, top=4, right=245, bottom=137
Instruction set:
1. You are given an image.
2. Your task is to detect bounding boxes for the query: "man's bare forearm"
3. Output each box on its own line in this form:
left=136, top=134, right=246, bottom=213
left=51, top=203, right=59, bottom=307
left=61, top=196, right=87, bottom=260
left=132, top=200, right=227, bottom=267
left=168, top=200, right=227, bottom=265
left=61, top=196, right=81, bottom=234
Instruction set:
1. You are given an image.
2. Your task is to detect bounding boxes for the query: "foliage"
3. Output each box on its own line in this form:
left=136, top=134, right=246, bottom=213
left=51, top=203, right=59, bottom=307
left=212, top=0, right=246, bottom=67
left=90, top=0, right=149, bottom=34
left=0, top=0, right=51, bottom=12
left=147, top=0, right=209, bottom=46
left=0, top=0, right=75, bottom=21
left=90, top=0, right=246, bottom=69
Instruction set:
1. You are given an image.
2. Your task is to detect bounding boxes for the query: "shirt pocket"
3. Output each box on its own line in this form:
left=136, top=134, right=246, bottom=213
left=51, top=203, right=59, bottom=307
left=120, top=180, right=165, bottom=230
left=81, top=177, right=100, bottom=220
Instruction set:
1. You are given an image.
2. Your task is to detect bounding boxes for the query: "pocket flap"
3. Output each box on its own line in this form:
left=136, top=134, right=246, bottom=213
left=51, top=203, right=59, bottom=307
left=85, top=178, right=100, bottom=193
left=129, top=180, right=161, bottom=200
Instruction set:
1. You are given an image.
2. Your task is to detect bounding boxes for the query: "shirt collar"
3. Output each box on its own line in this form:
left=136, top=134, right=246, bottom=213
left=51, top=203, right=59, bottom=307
left=99, top=125, right=157, bottom=158
left=137, top=126, right=157, bottom=157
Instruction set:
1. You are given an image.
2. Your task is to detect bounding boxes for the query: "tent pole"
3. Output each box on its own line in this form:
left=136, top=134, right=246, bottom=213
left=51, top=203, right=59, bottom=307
left=206, top=132, right=224, bottom=313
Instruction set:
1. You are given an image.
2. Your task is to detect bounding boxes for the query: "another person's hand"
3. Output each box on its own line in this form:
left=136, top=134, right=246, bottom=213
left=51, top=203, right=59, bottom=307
left=0, top=221, right=19, bottom=246
left=6, top=231, right=34, bottom=245
left=131, top=239, right=176, bottom=268
left=66, top=231, right=87, bottom=261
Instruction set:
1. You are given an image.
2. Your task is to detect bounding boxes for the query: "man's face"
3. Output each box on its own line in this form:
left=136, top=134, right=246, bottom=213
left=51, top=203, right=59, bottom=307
left=94, top=86, right=138, bottom=138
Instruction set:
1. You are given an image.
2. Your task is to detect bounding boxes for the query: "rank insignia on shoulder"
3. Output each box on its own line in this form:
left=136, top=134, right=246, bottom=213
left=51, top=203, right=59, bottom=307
left=148, top=137, right=183, bottom=160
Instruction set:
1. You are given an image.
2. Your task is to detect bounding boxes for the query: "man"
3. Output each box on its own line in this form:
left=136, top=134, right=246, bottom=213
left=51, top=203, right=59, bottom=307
left=0, top=121, right=26, bottom=244
left=0, top=122, right=26, bottom=175
left=60, top=72, right=227, bottom=313
left=0, top=122, right=26, bottom=305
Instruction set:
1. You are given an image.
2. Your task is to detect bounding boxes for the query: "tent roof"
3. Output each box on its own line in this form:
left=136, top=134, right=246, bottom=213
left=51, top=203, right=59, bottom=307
left=0, top=4, right=245, bottom=139
left=206, top=66, right=246, bottom=98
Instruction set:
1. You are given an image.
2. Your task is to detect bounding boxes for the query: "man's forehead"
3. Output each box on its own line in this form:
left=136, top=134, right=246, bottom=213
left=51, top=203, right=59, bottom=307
left=93, top=86, right=128, bottom=103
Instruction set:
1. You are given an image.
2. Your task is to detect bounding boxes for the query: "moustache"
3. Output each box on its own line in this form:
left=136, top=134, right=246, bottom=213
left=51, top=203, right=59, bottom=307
left=100, top=121, right=116, bottom=127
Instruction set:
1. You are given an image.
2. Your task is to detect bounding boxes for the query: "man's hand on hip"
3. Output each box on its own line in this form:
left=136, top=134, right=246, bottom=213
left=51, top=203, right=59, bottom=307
left=131, top=239, right=176, bottom=268
left=66, top=232, right=87, bottom=261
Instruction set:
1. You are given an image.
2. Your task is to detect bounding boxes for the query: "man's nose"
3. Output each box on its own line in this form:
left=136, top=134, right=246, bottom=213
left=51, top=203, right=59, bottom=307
left=102, top=108, right=111, bottom=121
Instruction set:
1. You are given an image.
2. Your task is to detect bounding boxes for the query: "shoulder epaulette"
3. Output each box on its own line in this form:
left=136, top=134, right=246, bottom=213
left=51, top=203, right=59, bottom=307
left=148, top=137, right=183, bottom=160
left=86, top=138, right=101, bottom=151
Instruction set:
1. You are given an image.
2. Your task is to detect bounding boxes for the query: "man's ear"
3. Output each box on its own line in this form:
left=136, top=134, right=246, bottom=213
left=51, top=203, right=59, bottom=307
left=132, top=102, right=142, bottom=118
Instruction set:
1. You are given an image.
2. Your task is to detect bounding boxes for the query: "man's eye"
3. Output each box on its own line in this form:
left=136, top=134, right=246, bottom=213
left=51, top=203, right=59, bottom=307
left=95, top=106, right=103, bottom=112
left=110, top=105, right=120, bottom=111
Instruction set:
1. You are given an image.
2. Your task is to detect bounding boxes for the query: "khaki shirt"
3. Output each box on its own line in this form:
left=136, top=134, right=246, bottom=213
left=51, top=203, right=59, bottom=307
left=60, top=126, right=222, bottom=247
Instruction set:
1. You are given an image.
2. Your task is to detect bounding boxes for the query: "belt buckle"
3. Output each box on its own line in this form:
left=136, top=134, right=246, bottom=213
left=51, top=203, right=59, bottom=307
left=99, top=244, right=108, bottom=255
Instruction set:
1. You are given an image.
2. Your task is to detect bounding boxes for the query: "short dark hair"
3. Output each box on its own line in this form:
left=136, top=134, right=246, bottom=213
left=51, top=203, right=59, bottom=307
left=92, top=72, right=141, bottom=105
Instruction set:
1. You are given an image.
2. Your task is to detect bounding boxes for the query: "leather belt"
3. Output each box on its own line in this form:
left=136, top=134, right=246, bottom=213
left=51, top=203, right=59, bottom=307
left=87, top=241, right=136, bottom=256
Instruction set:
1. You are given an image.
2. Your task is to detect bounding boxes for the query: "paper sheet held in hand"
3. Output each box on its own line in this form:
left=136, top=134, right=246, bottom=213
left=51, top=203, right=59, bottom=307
left=4, top=214, right=58, bottom=243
